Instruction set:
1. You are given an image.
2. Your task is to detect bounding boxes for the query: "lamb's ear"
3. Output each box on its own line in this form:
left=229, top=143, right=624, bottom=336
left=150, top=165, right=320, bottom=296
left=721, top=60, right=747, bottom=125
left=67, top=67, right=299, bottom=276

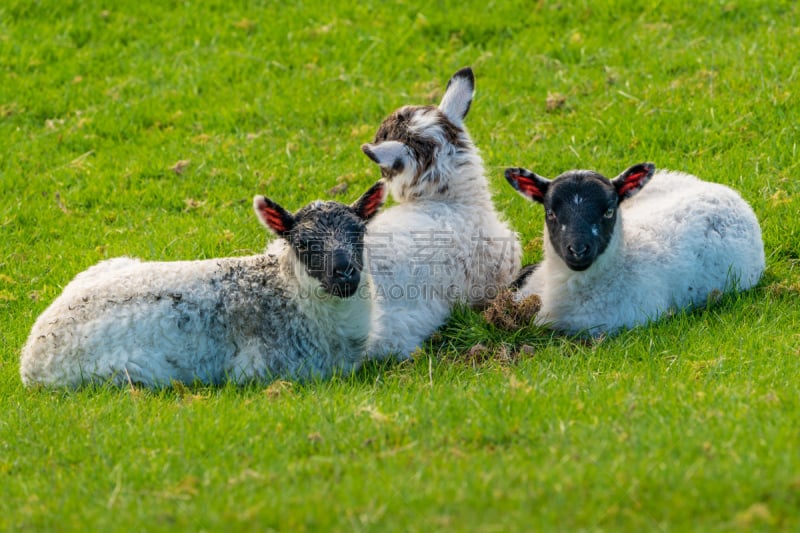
left=361, top=140, right=408, bottom=170
left=351, top=181, right=387, bottom=221
left=612, top=162, right=655, bottom=201
left=253, top=196, right=295, bottom=236
left=504, top=167, right=550, bottom=204
left=439, top=67, right=474, bottom=126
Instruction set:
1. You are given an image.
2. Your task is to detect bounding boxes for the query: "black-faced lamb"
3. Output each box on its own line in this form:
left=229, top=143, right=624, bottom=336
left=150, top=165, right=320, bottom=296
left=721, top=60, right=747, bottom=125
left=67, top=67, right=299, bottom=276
left=360, top=67, right=522, bottom=359
left=505, top=162, right=765, bottom=336
left=20, top=183, right=386, bottom=387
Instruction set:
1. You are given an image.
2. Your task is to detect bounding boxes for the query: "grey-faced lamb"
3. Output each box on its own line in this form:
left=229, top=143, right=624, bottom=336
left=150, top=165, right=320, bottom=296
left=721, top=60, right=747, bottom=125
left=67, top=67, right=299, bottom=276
left=20, top=182, right=386, bottom=388
left=360, top=67, right=522, bottom=359
left=505, top=162, right=765, bottom=336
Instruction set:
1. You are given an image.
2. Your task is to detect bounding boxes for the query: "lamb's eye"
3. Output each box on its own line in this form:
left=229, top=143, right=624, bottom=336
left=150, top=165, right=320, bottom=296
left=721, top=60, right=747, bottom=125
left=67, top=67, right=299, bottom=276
left=546, top=210, right=557, bottom=221
left=603, top=207, right=615, bottom=219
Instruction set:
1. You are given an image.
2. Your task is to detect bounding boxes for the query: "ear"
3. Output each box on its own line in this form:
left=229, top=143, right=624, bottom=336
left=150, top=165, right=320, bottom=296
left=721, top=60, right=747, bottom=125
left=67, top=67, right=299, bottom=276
left=253, top=196, right=295, bottom=236
left=361, top=140, right=408, bottom=170
left=611, top=162, right=655, bottom=201
left=504, top=167, right=550, bottom=204
left=438, top=67, right=474, bottom=126
left=351, top=181, right=387, bottom=221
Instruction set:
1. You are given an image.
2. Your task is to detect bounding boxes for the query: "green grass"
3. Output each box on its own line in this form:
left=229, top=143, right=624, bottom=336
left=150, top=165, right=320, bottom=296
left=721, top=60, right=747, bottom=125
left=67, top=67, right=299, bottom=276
left=2, top=0, right=800, bottom=530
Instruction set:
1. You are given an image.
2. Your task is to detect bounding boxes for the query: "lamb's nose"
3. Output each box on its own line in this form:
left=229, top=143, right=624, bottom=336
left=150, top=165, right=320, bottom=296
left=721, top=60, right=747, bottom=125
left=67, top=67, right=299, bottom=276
left=330, top=250, right=356, bottom=279
left=567, top=243, right=589, bottom=259
left=332, top=263, right=356, bottom=281
left=330, top=261, right=361, bottom=298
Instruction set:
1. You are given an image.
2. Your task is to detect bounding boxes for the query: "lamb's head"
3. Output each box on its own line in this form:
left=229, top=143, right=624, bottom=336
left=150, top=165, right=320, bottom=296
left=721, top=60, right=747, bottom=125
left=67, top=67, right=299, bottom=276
left=254, top=182, right=386, bottom=298
left=361, top=67, right=479, bottom=202
left=505, top=163, right=655, bottom=271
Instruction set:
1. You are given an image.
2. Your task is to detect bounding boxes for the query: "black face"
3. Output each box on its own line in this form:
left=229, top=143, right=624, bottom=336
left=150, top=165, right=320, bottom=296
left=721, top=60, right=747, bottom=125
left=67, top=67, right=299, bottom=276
left=287, top=202, right=367, bottom=298
left=544, top=172, right=619, bottom=271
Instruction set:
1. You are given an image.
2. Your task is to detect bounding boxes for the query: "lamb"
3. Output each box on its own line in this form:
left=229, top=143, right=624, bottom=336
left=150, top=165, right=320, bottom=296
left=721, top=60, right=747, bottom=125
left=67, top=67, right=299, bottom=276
left=504, top=162, right=765, bottom=336
left=360, top=67, right=522, bottom=359
left=20, top=182, right=386, bottom=388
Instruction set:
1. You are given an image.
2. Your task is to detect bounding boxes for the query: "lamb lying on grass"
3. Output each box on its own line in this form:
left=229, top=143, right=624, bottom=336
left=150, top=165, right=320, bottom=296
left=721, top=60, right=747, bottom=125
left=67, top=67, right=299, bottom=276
left=360, top=67, right=522, bottom=359
left=505, top=162, right=765, bottom=336
left=20, top=182, right=386, bottom=388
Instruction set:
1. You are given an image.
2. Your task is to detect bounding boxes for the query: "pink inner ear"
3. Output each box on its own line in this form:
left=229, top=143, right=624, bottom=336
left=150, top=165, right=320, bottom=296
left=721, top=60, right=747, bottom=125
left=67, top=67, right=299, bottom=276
left=362, top=194, right=382, bottom=217
left=514, top=176, right=544, bottom=200
left=618, top=171, right=647, bottom=197
left=356, top=184, right=386, bottom=218
left=260, top=206, right=289, bottom=233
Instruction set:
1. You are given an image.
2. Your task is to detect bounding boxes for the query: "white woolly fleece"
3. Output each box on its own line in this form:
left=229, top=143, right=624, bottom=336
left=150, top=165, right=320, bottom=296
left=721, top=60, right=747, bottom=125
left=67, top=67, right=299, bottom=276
left=20, top=239, right=373, bottom=388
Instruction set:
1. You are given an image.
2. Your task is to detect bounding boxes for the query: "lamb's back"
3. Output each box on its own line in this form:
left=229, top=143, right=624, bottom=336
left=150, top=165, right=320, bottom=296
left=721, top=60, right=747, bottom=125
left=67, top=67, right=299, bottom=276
left=20, top=255, right=309, bottom=386
left=623, top=170, right=764, bottom=296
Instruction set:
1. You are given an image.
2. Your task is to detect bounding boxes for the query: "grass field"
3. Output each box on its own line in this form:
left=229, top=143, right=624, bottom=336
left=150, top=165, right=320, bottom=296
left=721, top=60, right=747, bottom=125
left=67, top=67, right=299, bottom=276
left=2, top=0, right=799, bottom=530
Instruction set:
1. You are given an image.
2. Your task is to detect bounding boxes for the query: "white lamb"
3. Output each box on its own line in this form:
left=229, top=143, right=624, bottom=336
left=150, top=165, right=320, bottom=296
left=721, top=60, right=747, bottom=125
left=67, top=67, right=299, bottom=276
left=361, top=67, right=522, bottom=359
left=505, top=162, right=765, bottom=336
left=20, top=182, right=387, bottom=387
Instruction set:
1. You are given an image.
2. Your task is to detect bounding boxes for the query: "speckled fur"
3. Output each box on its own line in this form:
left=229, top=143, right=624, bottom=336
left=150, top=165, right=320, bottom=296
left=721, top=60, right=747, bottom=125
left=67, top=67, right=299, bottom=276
left=510, top=166, right=765, bottom=336
left=361, top=67, right=522, bottom=359
left=20, top=188, right=384, bottom=388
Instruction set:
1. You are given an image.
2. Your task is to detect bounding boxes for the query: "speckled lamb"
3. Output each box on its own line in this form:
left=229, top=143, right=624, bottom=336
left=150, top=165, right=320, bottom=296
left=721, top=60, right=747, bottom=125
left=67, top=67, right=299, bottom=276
left=361, top=67, right=522, bottom=359
left=505, top=162, right=765, bottom=336
left=20, top=182, right=386, bottom=387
